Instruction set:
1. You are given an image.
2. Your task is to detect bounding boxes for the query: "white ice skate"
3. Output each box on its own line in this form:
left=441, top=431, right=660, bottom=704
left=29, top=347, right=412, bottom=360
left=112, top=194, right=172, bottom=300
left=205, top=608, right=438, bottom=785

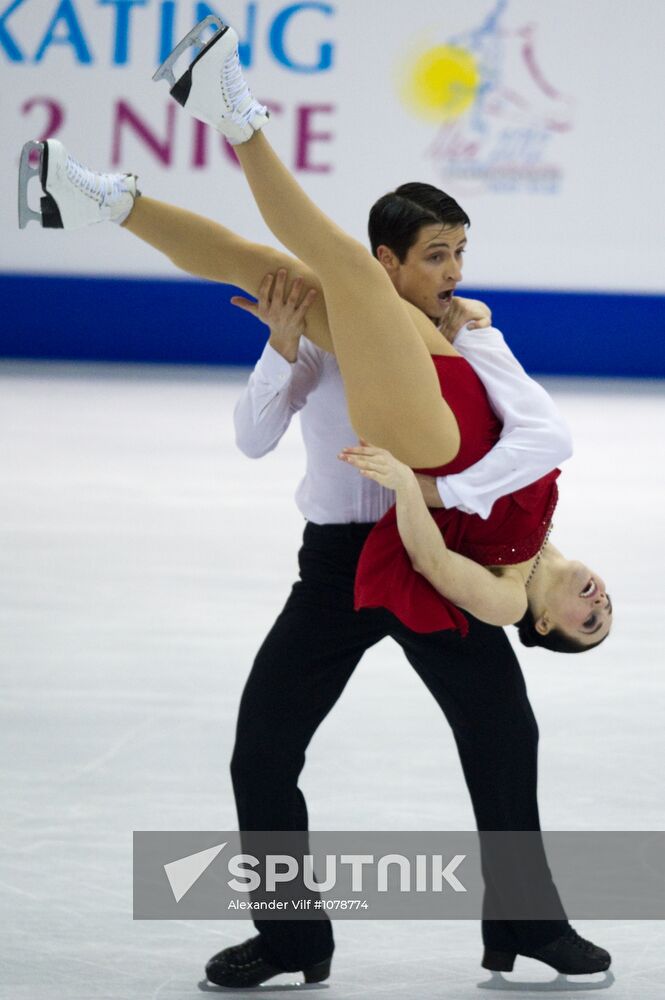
left=18, top=139, right=138, bottom=230
left=153, top=15, right=269, bottom=145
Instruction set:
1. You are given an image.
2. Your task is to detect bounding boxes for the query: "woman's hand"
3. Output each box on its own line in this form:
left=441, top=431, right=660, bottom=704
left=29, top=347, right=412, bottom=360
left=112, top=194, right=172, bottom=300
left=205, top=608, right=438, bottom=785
left=439, top=296, right=492, bottom=343
left=338, top=442, right=416, bottom=492
left=231, top=269, right=318, bottom=363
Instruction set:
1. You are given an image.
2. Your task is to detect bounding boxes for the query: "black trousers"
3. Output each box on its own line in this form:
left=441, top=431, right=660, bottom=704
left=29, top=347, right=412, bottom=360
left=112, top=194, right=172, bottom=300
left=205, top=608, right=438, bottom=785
left=230, top=522, right=568, bottom=970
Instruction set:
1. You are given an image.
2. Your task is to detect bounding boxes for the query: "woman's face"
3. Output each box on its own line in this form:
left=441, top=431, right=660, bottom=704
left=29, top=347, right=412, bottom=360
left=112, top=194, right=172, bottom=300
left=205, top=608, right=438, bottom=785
left=541, top=561, right=613, bottom=646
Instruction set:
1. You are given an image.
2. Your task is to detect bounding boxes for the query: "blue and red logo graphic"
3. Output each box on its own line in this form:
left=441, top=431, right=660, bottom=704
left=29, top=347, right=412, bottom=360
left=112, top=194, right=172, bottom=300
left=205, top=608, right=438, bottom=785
left=398, top=0, right=574, bottom=194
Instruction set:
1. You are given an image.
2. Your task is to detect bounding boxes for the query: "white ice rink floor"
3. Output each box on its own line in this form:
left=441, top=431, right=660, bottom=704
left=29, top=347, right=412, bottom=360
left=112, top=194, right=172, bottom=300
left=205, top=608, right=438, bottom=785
left=1, top=361, right=663, bottom=1000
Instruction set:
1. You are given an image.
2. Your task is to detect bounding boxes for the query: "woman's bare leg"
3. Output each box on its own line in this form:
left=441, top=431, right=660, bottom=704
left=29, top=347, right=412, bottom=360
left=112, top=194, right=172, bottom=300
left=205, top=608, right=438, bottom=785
left=122, top=197, right=335, bottom=352
left=233, top=133, right=460, bottom=468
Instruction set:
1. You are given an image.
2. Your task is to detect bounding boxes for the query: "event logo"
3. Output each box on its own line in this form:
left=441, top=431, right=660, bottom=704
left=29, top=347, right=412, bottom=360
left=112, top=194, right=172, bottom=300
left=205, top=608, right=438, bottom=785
left=398, top=0, right=574, bottom=194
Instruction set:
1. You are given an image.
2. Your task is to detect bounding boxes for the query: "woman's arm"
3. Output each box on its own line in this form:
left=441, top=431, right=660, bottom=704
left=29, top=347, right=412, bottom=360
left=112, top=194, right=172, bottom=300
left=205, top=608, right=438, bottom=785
left=339, top=444, right=528, bottom=627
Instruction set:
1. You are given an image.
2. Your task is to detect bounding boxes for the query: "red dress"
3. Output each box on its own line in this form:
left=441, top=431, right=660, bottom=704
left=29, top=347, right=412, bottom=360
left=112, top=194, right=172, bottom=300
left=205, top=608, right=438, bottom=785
left=354, top=355, right=559, bottom=635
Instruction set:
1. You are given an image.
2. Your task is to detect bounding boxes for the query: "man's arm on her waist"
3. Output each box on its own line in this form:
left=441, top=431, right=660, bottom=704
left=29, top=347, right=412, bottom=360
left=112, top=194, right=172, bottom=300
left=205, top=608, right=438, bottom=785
left=433, top=325, right=573, bottom=518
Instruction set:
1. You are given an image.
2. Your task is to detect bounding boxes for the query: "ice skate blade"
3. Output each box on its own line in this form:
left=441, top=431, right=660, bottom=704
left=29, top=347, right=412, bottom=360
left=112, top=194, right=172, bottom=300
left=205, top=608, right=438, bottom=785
left=152, top=15, right=224, bottom=89
left=477, top=970, right=615, bottom=992
left=18, top=140, right=44, bottom=228
left=197, top=977, right=329, bottom=991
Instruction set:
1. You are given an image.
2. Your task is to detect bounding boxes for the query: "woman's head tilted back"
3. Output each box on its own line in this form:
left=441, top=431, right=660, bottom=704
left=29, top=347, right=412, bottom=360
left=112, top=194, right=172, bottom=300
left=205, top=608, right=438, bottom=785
left=517, top=606, right=610, bottom=653
left=519, top=552, right=613, bottom=654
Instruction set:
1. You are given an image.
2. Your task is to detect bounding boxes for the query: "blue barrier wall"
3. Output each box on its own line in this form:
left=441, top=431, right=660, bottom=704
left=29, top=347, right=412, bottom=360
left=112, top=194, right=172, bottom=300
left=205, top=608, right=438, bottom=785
left=2, top=274, right=663, bottom=377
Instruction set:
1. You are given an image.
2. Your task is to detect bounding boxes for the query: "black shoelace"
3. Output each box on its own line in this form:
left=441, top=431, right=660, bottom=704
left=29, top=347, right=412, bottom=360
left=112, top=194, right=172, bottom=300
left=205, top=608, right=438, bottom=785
left=563, top=928, right=597, bottom=953
left=233, top=937, right=263, bottom=968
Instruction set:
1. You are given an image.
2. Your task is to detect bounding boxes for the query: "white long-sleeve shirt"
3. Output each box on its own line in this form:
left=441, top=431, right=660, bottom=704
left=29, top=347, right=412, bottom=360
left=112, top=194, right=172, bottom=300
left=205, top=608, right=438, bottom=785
left=233, top=326, right=572, bottom=525
left=435, top=327, right=573, bottom=518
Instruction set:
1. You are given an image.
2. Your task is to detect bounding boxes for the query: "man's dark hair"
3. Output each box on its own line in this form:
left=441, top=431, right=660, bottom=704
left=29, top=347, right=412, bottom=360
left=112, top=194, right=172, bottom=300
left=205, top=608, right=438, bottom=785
left=368, top=182, right=471, bottom=262
left=516, top=607, right=609, bottom=655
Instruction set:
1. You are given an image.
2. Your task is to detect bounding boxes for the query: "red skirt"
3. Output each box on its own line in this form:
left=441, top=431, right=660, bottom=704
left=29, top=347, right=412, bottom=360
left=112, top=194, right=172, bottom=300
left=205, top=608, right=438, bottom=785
left=354, top=472, right=559, bottom=635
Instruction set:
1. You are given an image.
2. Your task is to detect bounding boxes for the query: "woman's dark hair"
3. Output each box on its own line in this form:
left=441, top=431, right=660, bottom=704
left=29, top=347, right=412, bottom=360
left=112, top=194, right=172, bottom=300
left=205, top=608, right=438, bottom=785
left=516, top=607, right=609, bottom=654
left=368, top=182, right=471, bottom=262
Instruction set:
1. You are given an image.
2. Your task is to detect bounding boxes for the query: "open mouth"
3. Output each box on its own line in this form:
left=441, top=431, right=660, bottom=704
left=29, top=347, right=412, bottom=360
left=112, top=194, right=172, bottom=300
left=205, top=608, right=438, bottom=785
left=438, top=289, right=454, bottom=305
left=579, top=578, right=597, bottom=598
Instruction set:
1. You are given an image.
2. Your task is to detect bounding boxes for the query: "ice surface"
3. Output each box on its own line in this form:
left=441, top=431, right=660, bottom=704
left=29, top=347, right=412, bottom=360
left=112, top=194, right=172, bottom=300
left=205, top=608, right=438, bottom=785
left=1, top=362, right=663, bottom=999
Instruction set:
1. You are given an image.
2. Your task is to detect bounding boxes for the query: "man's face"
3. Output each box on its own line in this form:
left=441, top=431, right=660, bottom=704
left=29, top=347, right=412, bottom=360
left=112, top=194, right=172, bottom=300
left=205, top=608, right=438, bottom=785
left=379, top=223, right=467, bottom=322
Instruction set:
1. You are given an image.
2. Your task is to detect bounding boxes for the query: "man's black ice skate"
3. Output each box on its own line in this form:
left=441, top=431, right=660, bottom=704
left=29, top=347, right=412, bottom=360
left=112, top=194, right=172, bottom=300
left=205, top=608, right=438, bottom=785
left=205, top=935, right=331, bottom=988
left=482, top=927, right=611, bottom=976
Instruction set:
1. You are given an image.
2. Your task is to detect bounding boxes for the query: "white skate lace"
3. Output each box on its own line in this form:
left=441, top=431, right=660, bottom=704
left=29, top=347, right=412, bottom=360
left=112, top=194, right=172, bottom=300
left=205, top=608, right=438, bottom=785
left=221, top=46, right=265, bottom=124
left=66, top=155, right=129, bottom=206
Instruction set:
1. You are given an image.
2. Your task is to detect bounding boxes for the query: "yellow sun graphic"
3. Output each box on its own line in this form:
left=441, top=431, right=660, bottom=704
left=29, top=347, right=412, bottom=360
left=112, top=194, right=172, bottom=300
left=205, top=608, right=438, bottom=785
left=402, top=45, right=480, bottom=122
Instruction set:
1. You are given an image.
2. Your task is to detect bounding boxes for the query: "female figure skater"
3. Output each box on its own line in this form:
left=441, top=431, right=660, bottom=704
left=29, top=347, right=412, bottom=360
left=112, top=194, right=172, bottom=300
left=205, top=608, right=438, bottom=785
left=149, top=18, right=611, bottom=653
left=18, top=18, right=611, bottom=653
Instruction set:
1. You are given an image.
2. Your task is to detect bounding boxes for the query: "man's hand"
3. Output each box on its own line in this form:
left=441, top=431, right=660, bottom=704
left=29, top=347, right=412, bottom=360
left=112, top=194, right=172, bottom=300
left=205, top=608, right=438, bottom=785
left=338, top=441, right=416, bottom=493
left=439, top=296, right=492, bottom=344
left=231, top=269, right=318, bottom=363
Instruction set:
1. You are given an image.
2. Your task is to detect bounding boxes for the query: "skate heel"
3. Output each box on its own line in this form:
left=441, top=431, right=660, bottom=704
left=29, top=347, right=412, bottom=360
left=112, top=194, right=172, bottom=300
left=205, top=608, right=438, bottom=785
left=169, top=28, right=229, bottom=107
left=41, top=193, right=63, bottom=229
left=303, top=957, right=332, bottom=983
left=170, top=69, right=193, bottom=107
left=482, top=949, right=516, bottom=972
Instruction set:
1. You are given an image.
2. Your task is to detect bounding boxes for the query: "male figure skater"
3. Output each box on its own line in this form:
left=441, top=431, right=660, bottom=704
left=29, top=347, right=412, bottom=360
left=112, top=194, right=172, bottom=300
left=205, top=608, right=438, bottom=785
left=215, top=193, right=610, bottom=986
